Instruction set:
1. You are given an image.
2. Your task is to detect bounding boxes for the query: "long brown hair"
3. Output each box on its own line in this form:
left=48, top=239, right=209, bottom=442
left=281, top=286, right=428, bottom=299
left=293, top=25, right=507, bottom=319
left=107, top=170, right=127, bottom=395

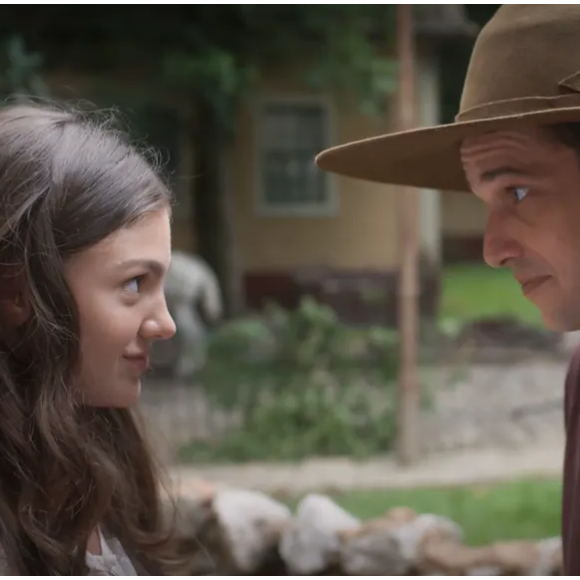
left=0, top=100, right=183, bottom=574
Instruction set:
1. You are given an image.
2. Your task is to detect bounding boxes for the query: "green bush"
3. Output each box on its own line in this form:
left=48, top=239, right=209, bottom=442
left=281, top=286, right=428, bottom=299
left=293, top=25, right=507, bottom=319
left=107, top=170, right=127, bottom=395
left=178, top=297, right=427, bottom=464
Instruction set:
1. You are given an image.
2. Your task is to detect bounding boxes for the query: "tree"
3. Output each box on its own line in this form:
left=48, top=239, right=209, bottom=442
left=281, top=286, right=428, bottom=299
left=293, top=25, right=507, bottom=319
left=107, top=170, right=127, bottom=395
left=0, top=6, right=473, bottom=316
left=0, top=34, right=49, bottom=99
left=0, top=6, right=402, bottom=316
left=150, top=7, right=401, bottom=318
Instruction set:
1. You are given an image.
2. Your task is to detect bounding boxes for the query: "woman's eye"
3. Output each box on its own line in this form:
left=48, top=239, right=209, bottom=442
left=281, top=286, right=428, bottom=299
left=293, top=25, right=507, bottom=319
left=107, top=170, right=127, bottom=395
left=125, top=276, right=143, bottom=293
left=510, top=186, right=529, bottom=203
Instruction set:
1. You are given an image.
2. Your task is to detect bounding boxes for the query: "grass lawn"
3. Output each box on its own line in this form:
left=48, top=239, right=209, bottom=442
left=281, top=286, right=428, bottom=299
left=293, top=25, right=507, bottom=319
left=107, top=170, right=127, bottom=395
left=440, top=264, right=544, bottom=327
left=298, top=478, right=561, bottom=546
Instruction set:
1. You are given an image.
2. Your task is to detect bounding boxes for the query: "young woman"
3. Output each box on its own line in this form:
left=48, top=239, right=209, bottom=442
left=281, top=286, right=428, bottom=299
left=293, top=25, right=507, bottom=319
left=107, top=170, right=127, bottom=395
left=0, top=101, right=186, bottom=574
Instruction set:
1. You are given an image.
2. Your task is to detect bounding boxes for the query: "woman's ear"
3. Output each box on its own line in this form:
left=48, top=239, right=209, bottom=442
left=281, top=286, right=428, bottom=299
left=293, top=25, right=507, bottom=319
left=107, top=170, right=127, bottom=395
left=1, top=290, right=31, bottom=327
left=0, top=268, right=31, bottom=328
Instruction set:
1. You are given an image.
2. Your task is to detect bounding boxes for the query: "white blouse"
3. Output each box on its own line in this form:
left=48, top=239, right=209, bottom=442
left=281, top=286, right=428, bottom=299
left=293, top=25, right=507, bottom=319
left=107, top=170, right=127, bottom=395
left=85, top=527, right=138, bottom=576
left=0, top=526, right=140, bottom=575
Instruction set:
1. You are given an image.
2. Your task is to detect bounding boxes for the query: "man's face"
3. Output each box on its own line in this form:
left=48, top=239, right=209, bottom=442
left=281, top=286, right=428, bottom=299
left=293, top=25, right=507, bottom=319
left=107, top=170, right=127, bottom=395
left=461, top=126, right=580, bottom=331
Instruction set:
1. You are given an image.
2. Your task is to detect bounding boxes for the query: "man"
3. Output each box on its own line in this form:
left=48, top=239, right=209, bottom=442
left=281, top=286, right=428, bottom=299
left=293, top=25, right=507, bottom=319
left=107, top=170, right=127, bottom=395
left=315, top=5, right=580, bottom=575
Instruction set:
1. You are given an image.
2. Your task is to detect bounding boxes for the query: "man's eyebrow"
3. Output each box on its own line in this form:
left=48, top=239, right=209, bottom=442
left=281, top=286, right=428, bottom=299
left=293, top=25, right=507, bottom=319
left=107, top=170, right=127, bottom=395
left=116, top=259, right=167, bottom=276
left=480, top=166, right=530, bottom=182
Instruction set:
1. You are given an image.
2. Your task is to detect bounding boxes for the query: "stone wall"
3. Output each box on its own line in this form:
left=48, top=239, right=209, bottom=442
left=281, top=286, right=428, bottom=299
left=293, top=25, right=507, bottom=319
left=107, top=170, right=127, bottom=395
left=171, top=479, right=562, bottom=576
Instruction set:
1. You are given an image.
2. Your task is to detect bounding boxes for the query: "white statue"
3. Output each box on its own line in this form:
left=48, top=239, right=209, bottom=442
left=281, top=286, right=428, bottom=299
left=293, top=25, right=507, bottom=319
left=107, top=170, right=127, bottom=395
left=162, top=250, right=223, bottom=379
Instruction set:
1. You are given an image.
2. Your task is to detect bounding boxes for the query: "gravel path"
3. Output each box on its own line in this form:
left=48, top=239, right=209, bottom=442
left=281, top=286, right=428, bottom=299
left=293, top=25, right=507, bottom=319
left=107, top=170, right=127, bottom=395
left=170, top=434, right=564, bottom=496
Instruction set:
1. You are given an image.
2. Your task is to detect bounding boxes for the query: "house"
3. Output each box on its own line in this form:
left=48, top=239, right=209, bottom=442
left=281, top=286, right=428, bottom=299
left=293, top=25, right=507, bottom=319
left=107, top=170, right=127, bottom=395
left=442, top=189, right=487, bottom=264
left=44, top=6, right=477, bottom=326
left=218, top=6, right=477, bottom=325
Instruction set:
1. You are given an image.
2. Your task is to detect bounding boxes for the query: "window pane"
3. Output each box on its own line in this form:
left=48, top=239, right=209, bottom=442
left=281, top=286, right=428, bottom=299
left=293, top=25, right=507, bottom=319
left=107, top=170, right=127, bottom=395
left=260, top=102, right=328, bottom=209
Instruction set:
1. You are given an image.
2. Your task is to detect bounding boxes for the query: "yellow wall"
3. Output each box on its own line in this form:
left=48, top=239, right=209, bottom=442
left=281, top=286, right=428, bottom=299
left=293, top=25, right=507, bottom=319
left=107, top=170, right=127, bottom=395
left=442, top=190, right=487, bottom=236
left=233, top=75, right=403, bottom=273
left=42, top=66, right=438, bottom=271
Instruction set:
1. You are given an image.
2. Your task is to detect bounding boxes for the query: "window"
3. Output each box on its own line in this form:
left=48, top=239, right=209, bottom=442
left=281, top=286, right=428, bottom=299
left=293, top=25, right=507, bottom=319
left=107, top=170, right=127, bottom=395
left=256, top=98, right=336, bottom=216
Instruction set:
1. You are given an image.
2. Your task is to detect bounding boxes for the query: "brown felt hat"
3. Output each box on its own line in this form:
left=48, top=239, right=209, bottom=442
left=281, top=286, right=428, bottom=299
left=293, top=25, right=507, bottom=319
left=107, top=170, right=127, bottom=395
left=315, top=5, right=580, bottom=193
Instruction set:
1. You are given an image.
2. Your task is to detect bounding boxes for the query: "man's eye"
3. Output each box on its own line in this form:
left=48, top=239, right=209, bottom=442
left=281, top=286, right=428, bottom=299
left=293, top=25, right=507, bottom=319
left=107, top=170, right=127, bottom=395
left=510, top=186, right=529, bottom=203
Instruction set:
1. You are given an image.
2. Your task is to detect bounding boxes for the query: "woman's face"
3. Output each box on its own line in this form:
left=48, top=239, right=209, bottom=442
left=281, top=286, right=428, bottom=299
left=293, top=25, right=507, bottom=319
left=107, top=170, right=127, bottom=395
left=64, top=206, right=176, bottom=407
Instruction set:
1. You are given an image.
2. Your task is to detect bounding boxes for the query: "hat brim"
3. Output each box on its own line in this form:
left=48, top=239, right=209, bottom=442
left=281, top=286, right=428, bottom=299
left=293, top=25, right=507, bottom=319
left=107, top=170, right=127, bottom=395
left=315, top=107, right=580, bottom=192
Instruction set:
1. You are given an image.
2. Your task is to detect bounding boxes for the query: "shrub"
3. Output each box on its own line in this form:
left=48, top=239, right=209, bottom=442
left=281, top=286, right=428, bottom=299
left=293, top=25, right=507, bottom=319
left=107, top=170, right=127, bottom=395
left=178, top=298, right=421, bottom=463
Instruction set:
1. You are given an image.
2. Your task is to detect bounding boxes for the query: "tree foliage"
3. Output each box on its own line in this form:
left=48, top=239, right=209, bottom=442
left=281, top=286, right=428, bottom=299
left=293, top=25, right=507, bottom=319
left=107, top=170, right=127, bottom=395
left=0, top=34, right=48, bottom=99
left=0, top=7, right=459, bottom=316
left=0, top=6, right=399, bottom=130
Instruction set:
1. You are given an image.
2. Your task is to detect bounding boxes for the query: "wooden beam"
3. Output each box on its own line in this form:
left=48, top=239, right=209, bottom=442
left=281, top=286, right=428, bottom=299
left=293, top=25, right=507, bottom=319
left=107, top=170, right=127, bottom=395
left=396, top=4, right=421, bottom=465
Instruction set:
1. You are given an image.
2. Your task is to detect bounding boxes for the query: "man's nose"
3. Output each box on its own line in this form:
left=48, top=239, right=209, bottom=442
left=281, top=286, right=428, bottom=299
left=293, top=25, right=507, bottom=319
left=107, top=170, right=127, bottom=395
left=483, top=211, right=523, bottom=268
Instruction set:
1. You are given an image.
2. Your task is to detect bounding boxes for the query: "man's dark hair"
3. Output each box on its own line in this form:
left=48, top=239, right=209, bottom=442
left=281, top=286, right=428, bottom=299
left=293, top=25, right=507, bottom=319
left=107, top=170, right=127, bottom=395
left=544, top=122, right=580, bottom=154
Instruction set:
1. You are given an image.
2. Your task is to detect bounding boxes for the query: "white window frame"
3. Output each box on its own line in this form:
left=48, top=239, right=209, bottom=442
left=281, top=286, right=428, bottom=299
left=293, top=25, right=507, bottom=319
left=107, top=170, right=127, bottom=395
left=253, top=94, right=338, bottom=217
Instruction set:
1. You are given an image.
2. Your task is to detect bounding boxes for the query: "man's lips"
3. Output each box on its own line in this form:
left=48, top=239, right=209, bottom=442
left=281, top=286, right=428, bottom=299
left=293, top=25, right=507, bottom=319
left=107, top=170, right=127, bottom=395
left=516, top=275, right=551, bottom=295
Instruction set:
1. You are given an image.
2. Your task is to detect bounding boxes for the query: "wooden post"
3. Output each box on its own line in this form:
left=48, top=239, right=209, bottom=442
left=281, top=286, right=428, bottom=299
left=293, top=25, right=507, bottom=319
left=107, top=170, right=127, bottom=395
left=396, top=4, right=420, bottom=465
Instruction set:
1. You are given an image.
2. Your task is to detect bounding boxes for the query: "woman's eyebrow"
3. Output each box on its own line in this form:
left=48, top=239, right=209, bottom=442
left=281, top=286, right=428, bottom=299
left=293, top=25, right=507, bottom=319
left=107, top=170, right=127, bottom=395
left=115, top=258, right=166, bottom=276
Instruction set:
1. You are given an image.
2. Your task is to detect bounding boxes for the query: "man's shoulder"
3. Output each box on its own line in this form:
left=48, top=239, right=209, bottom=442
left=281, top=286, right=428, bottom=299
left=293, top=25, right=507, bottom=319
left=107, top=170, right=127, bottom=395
left=564, top=342, right=580, bottom=430
left=568, top=341, right=580, bottom=370
left=565, top=342, right=580, bottom=392
left=562, top=342, right=580, bottom=573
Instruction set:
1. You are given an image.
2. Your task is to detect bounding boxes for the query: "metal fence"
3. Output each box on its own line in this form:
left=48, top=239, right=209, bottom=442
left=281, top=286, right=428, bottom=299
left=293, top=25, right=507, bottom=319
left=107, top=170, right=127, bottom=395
left=140, top=341, right=569, bottom=467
